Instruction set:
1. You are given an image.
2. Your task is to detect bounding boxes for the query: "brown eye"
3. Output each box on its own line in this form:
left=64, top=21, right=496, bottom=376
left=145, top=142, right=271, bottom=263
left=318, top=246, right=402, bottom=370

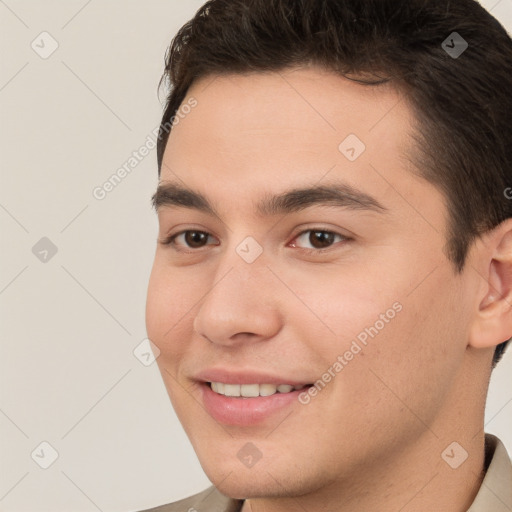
left=309, top=231, right=337, bottom=249
left=183, top=231, right=210, bottom=248
left=291, top=229, right=347, bottom=252
left=165, top=230, right=218, bottom=250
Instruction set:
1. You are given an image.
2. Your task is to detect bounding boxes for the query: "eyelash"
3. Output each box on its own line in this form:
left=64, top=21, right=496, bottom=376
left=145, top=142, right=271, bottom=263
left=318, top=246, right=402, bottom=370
left=160, top=228, right=349, bottom=255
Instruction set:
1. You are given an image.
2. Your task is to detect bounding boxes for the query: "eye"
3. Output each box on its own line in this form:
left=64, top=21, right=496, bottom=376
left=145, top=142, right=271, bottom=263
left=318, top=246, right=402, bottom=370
left=160, top=228, right=349, bottom=254
left=162, top=230, right=219, bottom=250
left=289, top=229, right=348, bottom=252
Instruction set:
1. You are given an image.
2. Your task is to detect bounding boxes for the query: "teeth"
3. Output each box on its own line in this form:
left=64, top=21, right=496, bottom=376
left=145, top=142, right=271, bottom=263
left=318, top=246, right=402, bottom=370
left=224, top=384, right=241, bottom=397
left=259, top=384, right=277, bottom=397
left=211, top=382, right=224, bottom=394
left=241, top=384, right=260, bottom=397
left=210, top=382, right=302, bottom=398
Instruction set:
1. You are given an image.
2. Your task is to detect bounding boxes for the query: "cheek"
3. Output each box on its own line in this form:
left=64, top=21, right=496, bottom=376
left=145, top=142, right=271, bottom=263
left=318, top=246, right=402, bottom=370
left=290, top=259, right=466, bottom=412
left=277, top=263, right=403, bottom=361
left=145, top=262, right=197, bottom=358
left=145, top=265, right=202, bottom=420
left=145, top=266, right=170, bottom=343
left=331, top=268, right=466, bottom=430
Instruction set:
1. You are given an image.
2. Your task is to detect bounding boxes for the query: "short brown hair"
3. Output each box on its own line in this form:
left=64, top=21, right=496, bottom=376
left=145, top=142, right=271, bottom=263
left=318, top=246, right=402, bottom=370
left=156, top=0, right=512, bottom=366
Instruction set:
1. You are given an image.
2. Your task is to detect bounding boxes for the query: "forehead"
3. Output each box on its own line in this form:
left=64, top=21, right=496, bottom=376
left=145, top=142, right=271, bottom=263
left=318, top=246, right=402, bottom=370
left=163, top=66, right=412, bottom=173
left=159, top=67, right=441, bottom=225
left=181, top=66, right=410, bottom=142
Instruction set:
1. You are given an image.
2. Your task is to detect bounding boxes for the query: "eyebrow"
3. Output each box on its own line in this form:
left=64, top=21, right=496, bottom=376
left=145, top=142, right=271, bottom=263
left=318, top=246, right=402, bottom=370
left=151, top=181, right=388, bottom=217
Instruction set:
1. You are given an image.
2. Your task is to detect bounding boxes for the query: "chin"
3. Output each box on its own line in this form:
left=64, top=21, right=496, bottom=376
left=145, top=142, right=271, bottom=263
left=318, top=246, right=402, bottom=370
left=209, top=475, right=284, bottom=500
left=196, top=453, right=271, bottom=496
left=198, top=452, right=317, bottom=500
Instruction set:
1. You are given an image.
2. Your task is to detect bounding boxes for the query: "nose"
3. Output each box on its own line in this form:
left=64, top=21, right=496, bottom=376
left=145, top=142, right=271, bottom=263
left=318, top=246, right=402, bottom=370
left=193, top=260, right=283, bottom=347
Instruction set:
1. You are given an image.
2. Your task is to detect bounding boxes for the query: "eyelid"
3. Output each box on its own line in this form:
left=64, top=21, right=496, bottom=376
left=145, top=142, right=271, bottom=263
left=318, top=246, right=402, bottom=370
left=159, top=225, right=351, bottom=254
left=159, top=229, right=219, bottom=248
left=288, top=227, right=350, bottom=252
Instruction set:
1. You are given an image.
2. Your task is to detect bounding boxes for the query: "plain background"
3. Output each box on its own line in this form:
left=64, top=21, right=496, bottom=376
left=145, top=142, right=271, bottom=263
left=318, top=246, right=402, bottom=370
left=0, top=1, right=511, bottom=511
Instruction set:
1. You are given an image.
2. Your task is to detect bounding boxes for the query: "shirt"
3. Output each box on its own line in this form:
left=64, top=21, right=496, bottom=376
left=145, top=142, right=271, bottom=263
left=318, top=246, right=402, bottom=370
left=138, top=434, right=511, bottom=512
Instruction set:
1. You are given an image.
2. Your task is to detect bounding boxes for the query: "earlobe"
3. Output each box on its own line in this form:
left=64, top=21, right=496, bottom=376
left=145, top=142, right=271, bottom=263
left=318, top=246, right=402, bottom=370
left=468, top=222, right=512, bottom=350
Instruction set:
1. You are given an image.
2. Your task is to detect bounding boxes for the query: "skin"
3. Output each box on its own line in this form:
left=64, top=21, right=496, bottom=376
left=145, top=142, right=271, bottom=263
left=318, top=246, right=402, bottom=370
left=146, top=66, right=512, bottom=512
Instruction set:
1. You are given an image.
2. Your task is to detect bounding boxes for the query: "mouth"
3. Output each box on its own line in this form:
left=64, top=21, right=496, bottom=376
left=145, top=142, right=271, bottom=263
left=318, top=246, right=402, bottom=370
left=199, top=380, right=314, bottom=426
left=209, top=381, right=309, bottom=398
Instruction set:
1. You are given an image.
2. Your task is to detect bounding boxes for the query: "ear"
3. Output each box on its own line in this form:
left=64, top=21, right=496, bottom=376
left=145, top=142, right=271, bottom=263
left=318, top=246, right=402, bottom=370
left=469, top=219, right=512, bottom=350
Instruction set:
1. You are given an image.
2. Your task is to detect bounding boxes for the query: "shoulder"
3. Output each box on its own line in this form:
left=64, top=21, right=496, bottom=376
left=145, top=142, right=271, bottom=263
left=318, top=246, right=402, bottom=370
left=467, top=434, right=512, bottom=512
left=136, top=485, right=244, bottom=512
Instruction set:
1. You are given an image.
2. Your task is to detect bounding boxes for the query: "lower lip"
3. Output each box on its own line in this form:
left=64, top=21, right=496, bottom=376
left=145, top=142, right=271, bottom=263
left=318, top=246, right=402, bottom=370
left=201, top=383, right=308, bottom=426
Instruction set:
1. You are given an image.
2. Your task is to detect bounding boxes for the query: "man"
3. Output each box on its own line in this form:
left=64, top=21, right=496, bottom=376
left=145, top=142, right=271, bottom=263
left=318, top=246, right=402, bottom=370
left=142, top=0, right=512, bottom=510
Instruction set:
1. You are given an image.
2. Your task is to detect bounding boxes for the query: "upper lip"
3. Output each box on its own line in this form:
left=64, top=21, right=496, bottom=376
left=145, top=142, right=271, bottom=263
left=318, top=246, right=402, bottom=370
left=194, top=368, right=312, bottom=387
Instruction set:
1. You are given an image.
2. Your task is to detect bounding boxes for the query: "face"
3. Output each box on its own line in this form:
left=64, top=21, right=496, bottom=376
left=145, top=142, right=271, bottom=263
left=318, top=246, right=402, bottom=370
left=146, top=67, right=478, bottom=499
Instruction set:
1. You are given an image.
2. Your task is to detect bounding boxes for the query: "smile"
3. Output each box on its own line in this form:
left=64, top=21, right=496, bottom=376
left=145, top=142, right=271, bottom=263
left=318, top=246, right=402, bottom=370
left=201, top=381, right=314, bottom=426
left=209, top=382, right=307, bottom=398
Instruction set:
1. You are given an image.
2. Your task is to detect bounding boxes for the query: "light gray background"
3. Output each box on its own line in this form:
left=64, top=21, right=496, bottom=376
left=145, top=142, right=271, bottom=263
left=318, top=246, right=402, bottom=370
left=0, top=1, right=511, bottom=511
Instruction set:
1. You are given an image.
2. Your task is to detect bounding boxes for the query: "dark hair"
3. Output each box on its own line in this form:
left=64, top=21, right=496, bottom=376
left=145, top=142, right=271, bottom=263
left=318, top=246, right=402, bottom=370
left=156, top=0, right=512, bottom=366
